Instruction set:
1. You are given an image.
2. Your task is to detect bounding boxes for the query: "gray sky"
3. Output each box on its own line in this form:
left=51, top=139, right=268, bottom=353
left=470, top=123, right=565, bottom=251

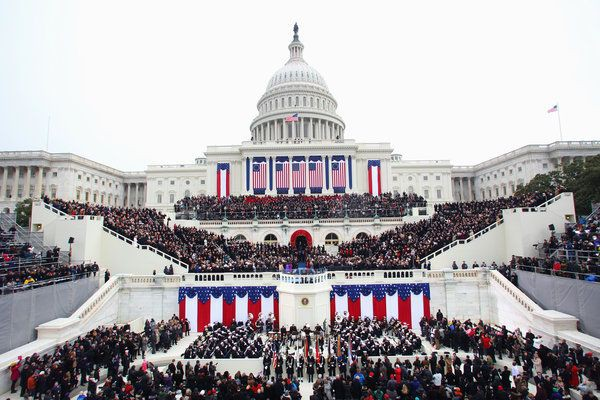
left=1, top=0, right=599, bottom=171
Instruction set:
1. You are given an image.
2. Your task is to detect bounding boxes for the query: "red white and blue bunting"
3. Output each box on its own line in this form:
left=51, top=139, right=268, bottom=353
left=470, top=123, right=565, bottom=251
left=330, top=284, right=430, bottom=328
left=178, top=286, right=279, bottom=332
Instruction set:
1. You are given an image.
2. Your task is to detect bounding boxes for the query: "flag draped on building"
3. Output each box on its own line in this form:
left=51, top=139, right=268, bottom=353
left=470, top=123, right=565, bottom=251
left=308, top=156, right=323, bottom=193
left=331, top=156, right=346, bottom=193
left=178, top=286, right=279, bottom=332
left=252, top=157, right=267, bottom=194
left=292, top=156, right=306, bottom=194
left=275, top=156, right=290, bottom=194
left=329, top=284, right=430, bottom=328
left=367, top=160, right=381, bottom=196
left=216, top=163, right=230, bottom=198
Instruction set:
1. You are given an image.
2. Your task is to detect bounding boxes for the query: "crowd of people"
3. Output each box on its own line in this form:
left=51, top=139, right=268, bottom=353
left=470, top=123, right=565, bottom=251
left=335, top=192, right=556, bottom=270
left=0, top=261, right=100, bottom=292
left=535, top=207, right=599, bottom=280
left=174, top=193, right=427, bottom=221
left=5, top=309, right=600, bottom=399
left=8, top=316, right=184, bottom=399
left=46, top=191, right=557, bottom=273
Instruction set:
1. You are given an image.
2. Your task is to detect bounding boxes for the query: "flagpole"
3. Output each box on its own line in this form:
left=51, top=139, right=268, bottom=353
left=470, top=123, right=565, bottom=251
left=556, top=103, right=563, bottom=141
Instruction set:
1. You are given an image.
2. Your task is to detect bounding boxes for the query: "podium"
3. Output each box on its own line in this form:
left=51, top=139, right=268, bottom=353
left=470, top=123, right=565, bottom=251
left=277, top=270, right=331, bottom=328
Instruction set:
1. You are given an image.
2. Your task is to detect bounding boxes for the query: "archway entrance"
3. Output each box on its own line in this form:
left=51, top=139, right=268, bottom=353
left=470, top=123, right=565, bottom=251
left=290, top=229, right=313, bottom=249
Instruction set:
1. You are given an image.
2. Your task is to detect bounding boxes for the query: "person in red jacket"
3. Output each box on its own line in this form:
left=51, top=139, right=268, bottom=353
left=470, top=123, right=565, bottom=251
left=9, top=356, right=21, bottom=393
left=569, top=364, right=580, bottom=388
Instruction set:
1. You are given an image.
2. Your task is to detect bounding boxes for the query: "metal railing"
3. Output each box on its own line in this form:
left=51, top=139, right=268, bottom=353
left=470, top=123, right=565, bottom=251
left=515, top=264, right=599, bottom=282
left=0, top=258, right=65, bottom=272
left=1, top=272, right=98, bottom=294
left=548, top=248, right=599, bottom=265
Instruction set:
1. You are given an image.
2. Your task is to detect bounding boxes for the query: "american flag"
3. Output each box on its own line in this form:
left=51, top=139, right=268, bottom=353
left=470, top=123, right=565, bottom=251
left=332, top=159, right=346, bottom=190
left=252, top=162, right=267, bottom=191
left=309, top=160, right=323, bottom=190
left=285, top=113, right=299, bottom=122
left=547, top=104, right=558, bottom=113
left=275, top=160, right=290, bottom=192
left=292, top=160, right=306, bottom=191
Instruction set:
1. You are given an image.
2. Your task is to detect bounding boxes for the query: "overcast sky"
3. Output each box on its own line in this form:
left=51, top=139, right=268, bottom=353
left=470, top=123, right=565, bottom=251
left=1, top=1, right=599, bottom=171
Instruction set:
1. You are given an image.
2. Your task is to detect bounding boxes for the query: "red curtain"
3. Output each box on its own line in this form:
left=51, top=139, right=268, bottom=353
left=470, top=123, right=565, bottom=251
left=372, top=297, right=387, bottom=320
left=330, top=297, right=336, bottom=322
left=348, top=298, right=361, bottom=319
left=198, top=299, right=211, bottom=332
left=222, top=299, right=236, bottom=327
left=423, top=295, right=431, bottom=319
left=248, top=298, right=262, bottom=325
left=398, top=296, right=412, bottom=328
left=274, top=298, right=280, bottom=330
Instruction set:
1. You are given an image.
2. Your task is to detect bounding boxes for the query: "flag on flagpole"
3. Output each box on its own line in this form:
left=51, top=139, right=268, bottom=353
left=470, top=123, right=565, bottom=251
left=315, top=336, right=320, bottom=364
left=347, top=334, right=353, bottom=362
left=336, top=335, right=341, bottom=357
left=285, top=113, right=299, bottom=122
left=304, top=335, right=309, bottom=359
left=272, top=343, right=278, bottom=368
left=547, top=104, right=558, bottom=113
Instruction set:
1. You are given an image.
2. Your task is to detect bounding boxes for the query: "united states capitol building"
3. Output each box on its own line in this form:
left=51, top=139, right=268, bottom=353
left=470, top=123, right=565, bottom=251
left=1, top=26, right=599, bottom=214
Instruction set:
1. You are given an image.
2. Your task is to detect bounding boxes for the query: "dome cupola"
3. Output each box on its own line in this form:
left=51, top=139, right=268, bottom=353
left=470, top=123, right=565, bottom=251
left=250, top=24, right=345, bottom=144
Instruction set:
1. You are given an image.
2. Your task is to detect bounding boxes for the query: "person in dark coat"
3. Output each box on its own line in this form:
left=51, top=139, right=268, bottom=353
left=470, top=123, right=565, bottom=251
left=350, top=376, right=362, bottom=400
left=333, top=376, right=346, bottom=400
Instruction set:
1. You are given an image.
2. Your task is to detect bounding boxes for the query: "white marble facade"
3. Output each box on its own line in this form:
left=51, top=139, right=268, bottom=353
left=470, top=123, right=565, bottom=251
left=1, top=26, right=599, bottom=213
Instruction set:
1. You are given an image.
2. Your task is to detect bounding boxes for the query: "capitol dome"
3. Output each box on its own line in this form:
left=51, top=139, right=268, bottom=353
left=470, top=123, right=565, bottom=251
left=266, top=60, right=328, bottom=91
left=250, top=24, right=345, bottom=144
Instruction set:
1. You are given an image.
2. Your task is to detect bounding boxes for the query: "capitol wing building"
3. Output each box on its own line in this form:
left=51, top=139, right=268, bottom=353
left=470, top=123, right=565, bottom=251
left=1, top=26, right=599, bottom=214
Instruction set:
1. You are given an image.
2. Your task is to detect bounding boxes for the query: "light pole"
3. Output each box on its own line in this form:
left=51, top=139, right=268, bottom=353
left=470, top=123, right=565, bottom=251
left=253, top=205, right=258, bottom=221
left=284, top=205, right=288, bottom=221
left=223, top=206, right=228, bottom=222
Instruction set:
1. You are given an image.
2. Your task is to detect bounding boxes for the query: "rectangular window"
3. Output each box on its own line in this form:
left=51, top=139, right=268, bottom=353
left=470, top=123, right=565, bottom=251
left=157, top=194, right=162, bottom=204
left=542, top=163, right=548, bottom=169
left=393, top=176, right=398, bottom=182
left=169, top=193, right=175, bottom=203
left=509, top=169, right=513, bottom=175
left=52, top=172, right=58, bottom=177
left=436, top=189, right=442, bottom=199
left=78, top=175, right=82, bottom=180
left=76, top=190, right=81, bottom=201
left=518, top=167, right=522, bottom=172
left=423, top=176, right=428, bottom=181
left=51, top=188, right=57, bottom=198
left=501, top=171, right=505, bottom=177
left=93, top=193, right=97, bottom=202
left=503, top=186, right=507, bottom=195
left=158, top=180, right=162, bottom=185
left=200, top=179, right=205, bottom=185
left=424, top=189, right=429, bottom=199
left=86, top=177, right=90, bottom=182
left=436, top=176, right=441, bottom=181
left=170, top=180, right=175, bottom=185
left=85, top=192, right=90, bottom=202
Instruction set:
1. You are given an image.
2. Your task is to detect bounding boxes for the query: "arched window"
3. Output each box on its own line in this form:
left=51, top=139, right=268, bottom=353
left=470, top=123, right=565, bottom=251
left=356, top=232, right=369, bottom=240
left=325, top=233, right=339, bottom=245
left=232, top=234, right=247, bottom=242
left=264, top=234, right=278, bottom=244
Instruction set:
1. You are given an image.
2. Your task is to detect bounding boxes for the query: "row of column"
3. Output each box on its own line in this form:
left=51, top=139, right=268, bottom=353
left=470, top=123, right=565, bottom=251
left=252, top=117, right=344, bottom=143
left=453, top=177, right=474, bottom=202
left=0, top=166, right=45, bottom=201
left=124, top=182, right=146, bottom=208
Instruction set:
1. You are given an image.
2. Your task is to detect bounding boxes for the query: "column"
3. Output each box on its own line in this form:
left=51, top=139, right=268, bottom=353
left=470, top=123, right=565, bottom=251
left=300, top=118, right=305, bottom=139
left=0, top=167, right=7, bottom=200
left=23, top=166, right=31, bottom=199
left=133, top=183, right=138, bottom=207
left=467, top=178, right=473, bottom=201
left=34, top=167, right=43, bottom=199
left=309, top=118, right=313, bottom=139
left=127, top=183, right=131, bottom=207
left=457, top=178, right=463, bottom=201
left=11, top=166, right=20, bottom=199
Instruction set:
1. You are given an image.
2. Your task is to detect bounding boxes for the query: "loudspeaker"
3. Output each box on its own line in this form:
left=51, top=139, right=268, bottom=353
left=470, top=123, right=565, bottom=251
left=548, top=224, right=555, bottom=231
left=68, top=237, right=75, bottom=244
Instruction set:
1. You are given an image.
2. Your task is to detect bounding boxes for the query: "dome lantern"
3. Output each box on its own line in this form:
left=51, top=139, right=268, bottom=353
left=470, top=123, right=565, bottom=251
left=288, top=23, right=304, bottom=63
